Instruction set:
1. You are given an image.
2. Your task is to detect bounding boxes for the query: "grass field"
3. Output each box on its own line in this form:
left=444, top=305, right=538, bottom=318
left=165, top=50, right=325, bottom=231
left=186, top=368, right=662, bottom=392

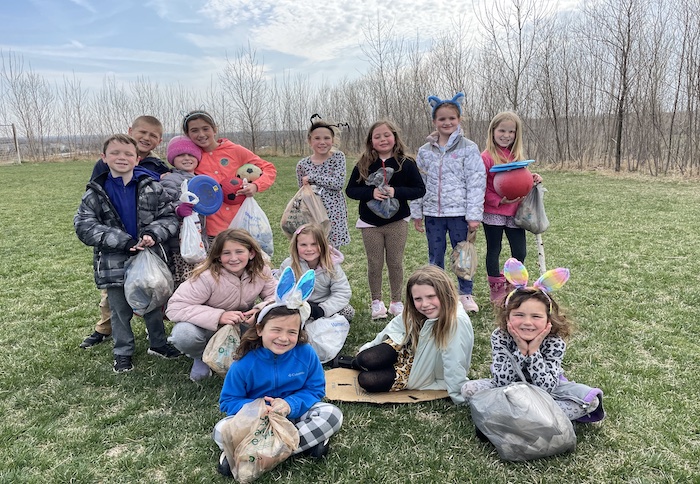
left=1, top=158, right=699, bottom=483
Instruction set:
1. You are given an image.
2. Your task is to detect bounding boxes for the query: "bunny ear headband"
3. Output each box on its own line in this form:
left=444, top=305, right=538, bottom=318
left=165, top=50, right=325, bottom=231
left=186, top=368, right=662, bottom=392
left=309, top=113, right=350, bottom=131
left=427, top=92, right=465, bottom=117
left=503, top=258, right=570, bottom=311
left=257, top=266, right=316, bottom=326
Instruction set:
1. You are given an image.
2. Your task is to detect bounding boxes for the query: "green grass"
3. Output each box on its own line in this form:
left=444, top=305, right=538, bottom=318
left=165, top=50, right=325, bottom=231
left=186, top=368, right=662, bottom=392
left=1, top=159, right=699, bottom=483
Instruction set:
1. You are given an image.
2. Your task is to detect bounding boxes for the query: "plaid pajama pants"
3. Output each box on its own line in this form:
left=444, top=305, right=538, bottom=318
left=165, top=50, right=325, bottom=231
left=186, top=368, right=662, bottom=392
left=212, top=402, right=343, bottom=453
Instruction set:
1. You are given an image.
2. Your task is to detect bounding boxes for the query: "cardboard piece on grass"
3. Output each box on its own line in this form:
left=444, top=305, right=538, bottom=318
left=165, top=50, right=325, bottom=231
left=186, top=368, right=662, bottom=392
left=325, top=368, right=448, bottom=404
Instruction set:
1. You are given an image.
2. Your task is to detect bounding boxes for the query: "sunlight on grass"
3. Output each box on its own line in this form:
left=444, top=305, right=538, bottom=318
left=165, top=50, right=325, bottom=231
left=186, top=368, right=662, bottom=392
left=1, top=160, right=699, bottom=482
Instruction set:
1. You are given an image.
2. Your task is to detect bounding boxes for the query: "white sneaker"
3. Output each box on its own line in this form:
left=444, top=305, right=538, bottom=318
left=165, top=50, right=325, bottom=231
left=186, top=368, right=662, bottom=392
left=460, top=294, right=479, bottom=313
left=371, top=300, right=388, bottom=319
left=388, top=301, right=404, bottom=316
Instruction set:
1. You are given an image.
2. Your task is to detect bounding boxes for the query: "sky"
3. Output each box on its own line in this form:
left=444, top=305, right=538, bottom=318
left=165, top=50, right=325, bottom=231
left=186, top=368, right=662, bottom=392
left=0, top=0, right=581, bottom=90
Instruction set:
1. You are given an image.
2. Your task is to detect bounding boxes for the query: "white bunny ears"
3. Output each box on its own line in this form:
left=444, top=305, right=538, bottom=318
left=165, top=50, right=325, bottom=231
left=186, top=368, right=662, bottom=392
left=428, top=92, right=465, bottom=117
left=256, top=266, right=316, bottom=325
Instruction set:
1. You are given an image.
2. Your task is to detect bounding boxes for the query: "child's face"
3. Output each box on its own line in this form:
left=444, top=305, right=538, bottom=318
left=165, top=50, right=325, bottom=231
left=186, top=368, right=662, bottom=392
left=128, top=122, right=163, bottom=157
left=257, top=314, right=301, bottom=355
left=432, top=105, right=461, bottom=139
left=173, top=153, right=198, bottom=173
left=219, top=240, right=254, bottom=277
left=308, top=127, right=334, bottom=158
left=187, top=118, right=218, bottom=151
left=371, top=124, right=395, bottom=158
left=507, top=298, right=548, bottom=341
left=410, top=283, right=441, bottom=319
left=296, top=233, right=321, bottom=268
left=103, top=140, right=138, bottom=178
left=494, top=120, right=517, bottom=149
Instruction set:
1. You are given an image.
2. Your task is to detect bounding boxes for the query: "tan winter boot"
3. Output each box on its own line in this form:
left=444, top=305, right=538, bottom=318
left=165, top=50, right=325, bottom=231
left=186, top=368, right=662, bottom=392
left=488, top=275, right=508, bottom=307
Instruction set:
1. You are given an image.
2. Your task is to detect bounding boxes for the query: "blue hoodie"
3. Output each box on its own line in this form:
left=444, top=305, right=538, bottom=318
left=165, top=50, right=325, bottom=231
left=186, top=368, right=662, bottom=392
left=219, top=343, right=325, bottom=419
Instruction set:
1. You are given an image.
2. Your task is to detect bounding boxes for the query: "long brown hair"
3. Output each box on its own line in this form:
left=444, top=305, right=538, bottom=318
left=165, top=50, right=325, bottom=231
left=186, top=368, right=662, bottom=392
left=484, top=111, right=525, bottom=165
left=402, top=265, right=459, bottom=351
left=355, top=120, right=410, bottom=182
left=234, top=306, right=308, bottom=359
left=497, top=288, right=573, bottom=340
left=190, top=229, right=268, bottom=283
left=289, top=224, right=336, bottom=278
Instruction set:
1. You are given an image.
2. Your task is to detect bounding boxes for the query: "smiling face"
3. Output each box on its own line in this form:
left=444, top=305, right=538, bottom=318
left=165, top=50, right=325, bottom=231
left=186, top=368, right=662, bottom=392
left=187, top=118, right=218, bottom=152
left=494, top=119, right=517, bottom=149
left=410, top=283, right=441, bottom=319
left=432, top=104, right=461, bottom=141
left=103, top=140, right=138, bottom=181
left=507, top=298, right=549, bottom=341
left=308, top=126, right=334, bottom=158
left=128, top=121, right=163, bottom=158
left=219, top=240, right=254, bottom=277
left=371, top=123, right=395, bottom=159
left=172, top=153, right=199, bottom=173
left=296, top=233, right=321, bottom=268
left=257, top=314, right=301, bottom=355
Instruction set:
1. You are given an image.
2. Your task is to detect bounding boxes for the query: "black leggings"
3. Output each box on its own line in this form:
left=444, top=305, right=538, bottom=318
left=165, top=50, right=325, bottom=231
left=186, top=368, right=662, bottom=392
left=355, top=343, right=398, bottom=393
left=482, top=223, right=527, bottom=277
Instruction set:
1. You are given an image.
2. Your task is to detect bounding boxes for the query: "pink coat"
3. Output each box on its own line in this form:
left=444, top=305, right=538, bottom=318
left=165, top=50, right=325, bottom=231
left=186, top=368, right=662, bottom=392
left=482, top=148, right=519, bottom=217
left=166, top=265, right=276, bottom=331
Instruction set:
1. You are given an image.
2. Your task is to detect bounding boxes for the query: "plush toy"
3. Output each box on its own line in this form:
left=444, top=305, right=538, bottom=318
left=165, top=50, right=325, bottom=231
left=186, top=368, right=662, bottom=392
left=236, top=163, right=262, bottom=182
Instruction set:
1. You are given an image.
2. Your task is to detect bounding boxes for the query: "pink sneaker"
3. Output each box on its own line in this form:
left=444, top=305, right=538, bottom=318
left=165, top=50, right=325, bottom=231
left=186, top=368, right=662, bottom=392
left=388, top=301, right=404, bottom=316
left=371, top=300, right=388, bottom=319
left=459, top=294, right=479, bottom=313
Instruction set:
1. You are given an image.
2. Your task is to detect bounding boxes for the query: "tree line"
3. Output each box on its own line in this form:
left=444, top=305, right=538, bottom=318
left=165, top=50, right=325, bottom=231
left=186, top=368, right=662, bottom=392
left=1, top=0, right=699, bottom=176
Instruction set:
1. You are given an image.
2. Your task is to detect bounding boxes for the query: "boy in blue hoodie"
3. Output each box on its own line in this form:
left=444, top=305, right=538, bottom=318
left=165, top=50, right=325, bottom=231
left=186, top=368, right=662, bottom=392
left=80, top=116, right=170, bottom=349
left=75, top=134, right=180, bottom=373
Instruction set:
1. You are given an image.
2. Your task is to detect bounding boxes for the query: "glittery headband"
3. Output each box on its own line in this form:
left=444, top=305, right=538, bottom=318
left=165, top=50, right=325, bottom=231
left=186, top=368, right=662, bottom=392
left=503, top=258, right=570, bottom=311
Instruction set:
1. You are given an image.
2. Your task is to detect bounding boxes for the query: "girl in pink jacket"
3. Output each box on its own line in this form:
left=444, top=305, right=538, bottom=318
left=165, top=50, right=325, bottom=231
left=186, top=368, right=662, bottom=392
left=167, top=228, right=276, bottom=381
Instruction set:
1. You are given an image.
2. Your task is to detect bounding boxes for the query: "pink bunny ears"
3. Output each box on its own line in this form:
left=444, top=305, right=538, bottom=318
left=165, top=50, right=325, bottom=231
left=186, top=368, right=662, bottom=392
left=503, top=258, right=570, bottom=310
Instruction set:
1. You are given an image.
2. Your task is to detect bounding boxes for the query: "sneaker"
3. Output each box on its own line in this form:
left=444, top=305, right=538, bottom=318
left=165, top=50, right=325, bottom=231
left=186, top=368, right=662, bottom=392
left=306, top=439, right=330, bottom=459
left=217, top=452, right=232, bottom=477
left=113, top=355, right=133, bottom=373
left=388, top=301, right=404, bottom=316
left=147, top=344, right=182, bottom=359
left=371, top=300, right=388, bottom=320
left=80, top=331, right=111, bottom=349
left=459, top=294, right=479, bottom=313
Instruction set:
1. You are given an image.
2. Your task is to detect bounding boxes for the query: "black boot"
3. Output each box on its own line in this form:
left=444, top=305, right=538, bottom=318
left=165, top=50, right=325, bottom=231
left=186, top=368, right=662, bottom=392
left=330, top=354, right=355, bottom=369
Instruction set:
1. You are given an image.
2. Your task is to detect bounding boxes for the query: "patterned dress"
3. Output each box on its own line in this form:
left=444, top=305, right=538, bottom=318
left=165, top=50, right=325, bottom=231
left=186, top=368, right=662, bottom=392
left=296, top=151, right=350, bottom=247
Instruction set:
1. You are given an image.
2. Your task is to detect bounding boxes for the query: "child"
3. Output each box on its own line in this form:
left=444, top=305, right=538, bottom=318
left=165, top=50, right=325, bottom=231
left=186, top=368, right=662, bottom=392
left=348, top=265, right=474, bottom=405
left=212, top=272, right=343, bottom=476
left=181, top=110, right=277, bottom=237
left=345, top=120, right=426, bottom=319
left=80, top=115, right=170, bottom=349
left=482, top=112, right=543, bottom=305
left=160, top=135, right=207, bottom=286
left=166, top=228, right=277, bottom=382
left=74, top=134, right=181, bottom=373
left=297, top=118, right=350, bottom=248
left=410, top=93, right=486, bottom=313
left=461, top=258, right=604, bottom=422
left=280, top=224, right=354, bottom=322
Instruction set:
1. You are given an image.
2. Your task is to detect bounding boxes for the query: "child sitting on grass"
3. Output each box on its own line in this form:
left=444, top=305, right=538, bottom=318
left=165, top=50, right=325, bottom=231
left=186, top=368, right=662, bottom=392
left=74, top=133, right=181, bottom=373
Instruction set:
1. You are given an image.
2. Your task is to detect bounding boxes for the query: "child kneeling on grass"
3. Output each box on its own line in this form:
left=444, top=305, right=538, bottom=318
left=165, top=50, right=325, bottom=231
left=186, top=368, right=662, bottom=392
left=335, top=265, right=474, bottom=405
left=212, top=268, right=343, bottom=476
left=460, top=258, right=605, bottom=422
left=74, top=134, right=181, bottom=373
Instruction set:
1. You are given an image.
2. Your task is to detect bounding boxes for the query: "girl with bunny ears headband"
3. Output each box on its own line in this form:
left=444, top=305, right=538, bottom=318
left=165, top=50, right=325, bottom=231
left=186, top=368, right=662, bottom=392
left=256, top=267, right=316, bottom=324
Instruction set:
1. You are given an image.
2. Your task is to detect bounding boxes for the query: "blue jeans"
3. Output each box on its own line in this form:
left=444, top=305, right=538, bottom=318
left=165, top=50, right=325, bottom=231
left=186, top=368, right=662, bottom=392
left=424, top=216, right=473, bottom=295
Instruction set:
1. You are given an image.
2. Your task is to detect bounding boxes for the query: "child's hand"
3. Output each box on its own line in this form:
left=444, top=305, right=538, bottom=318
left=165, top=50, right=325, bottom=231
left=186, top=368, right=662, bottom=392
left=532, top=173, right=543, bottom=184
left=131, top=235, right=155, bottom=251
left=373, top=187, right=389, bottom=201
left=507, top=321, right=530, bottom=356
left=301, top=176, right=310, bottom=186
left=467, top=220, right=480, bottom=231
left=238, top=180, right=258, bottom=197
left=219, top=310, right=245, bottom=325
left=263, top=397, right=290, bottom=416
left=242, top=308, right=260, bottom=324
left=413, top=218, right=424, bottom=233
left=501, top=196, right=524, bottom=205
left=527, top=322, right=551, bottom=354
left=175, top=202, right=194, bottom=218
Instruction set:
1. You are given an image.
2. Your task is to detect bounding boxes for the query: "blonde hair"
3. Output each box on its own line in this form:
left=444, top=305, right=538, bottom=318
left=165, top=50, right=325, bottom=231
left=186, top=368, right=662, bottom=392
left=289, top=224, right=336, bottom=278
left=190, top=229, right=268, bottom=283
left=497, top=288, right=573, bottom=340
left=355, top=120, right=410, bottom=182
left=484, top=111, right=525, bottom=165
left=402, top=265, right=459, bottom=351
